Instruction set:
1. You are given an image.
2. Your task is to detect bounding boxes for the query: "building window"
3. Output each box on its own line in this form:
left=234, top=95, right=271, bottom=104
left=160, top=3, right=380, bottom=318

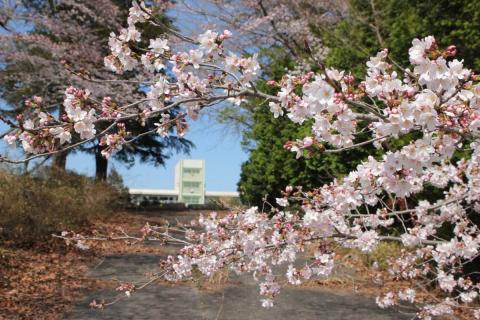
left=183, top=196, right=200, bottom=204
left=183, top=168, right=201, bottom=175
left=183, top=181, right=200, bottom=188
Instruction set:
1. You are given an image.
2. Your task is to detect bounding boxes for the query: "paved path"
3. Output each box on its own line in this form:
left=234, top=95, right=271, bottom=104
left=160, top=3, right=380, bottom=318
left=66, top=212, right=412, bottom=320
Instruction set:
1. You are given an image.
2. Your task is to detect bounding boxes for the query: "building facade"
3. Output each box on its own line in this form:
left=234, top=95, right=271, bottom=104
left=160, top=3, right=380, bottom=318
left=129, top=160, right=239, bottom=206
left=128, top=189, right=178, bottom=206
left=175, top=160, right=205, bottom=205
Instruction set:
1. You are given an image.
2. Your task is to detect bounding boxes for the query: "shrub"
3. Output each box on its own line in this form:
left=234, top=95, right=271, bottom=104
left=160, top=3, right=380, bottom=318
left=0, top=167, right=125, bottom=246
left=361, top=242, right=402, bottom=271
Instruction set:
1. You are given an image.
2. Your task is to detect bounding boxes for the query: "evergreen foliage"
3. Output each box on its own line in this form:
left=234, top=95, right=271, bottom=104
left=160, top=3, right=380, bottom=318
left=323, top=0, right=480, bottom=75
left=238, top=0, right=480, bottom=206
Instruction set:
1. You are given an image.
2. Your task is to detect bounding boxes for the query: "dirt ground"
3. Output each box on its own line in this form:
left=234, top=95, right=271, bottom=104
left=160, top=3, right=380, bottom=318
left=0, top=212, right=161, bottom=320
left=0, top=211, right=226, bottom=320
left=0, top=211, right=473, bottom=319
left=65, top=253, right=411, bottom=320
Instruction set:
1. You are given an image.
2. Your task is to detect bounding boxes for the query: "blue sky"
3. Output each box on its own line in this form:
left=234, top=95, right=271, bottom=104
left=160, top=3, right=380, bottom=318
left=65, top=114, right=248, bottom=192
left=0, top=106, right=248, bottom=192
left=0, top=3, right=249, bottom=192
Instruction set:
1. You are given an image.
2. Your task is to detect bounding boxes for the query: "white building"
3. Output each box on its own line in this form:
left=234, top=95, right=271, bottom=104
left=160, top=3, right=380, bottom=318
left=175, top=159, right=205, bottom=204
left=129, top=160, right=239, bottom=206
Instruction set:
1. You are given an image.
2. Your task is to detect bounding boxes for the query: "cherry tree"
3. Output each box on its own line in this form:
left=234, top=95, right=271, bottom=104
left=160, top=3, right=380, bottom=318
left=2, top=1, right=480, bottom=318
left=0, top=0, right=190, bottom=179
left=173, top=0, right=347, bottom=57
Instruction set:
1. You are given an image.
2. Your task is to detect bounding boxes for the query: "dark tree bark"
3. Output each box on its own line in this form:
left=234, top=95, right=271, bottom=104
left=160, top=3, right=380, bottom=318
left=53, top=151, right=68, bottom=169
left=52, top=105, right=68, bottom=170
left=95, top=146, right=108, bottom=181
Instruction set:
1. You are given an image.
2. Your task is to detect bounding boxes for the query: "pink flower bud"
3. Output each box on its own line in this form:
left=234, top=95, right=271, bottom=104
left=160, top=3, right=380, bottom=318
left=267, top=80, right=277, bottom=86
left=302, top=137, right=314, bottom=148
left=344, top=74, right=354, bottom=84
left=74, top=90, right=84, bottom=98
left=33, top=96, right=43, bottom=104
left=446, top=45, right=457, bottom=57
left=66, top=86, right=76, bottom=95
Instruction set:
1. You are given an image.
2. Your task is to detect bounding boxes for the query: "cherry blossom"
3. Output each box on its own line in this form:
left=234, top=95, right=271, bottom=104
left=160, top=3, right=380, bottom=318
left=2, top=2, right=480, bottom=318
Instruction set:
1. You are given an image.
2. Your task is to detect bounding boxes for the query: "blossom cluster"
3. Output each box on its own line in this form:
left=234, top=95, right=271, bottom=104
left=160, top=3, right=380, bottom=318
left=3, top=4, right=260, bottom=161
left=155, top=36, right=480, bottom=318
left=2, top=1, right=480, bottom=318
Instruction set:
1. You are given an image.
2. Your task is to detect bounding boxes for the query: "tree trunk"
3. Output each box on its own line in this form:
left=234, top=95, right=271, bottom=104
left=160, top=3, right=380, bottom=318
left=53, top=151, right=68, bottom=169
left=52, top=104, right=68, bottom=170
left=95, top=146, right=108, bottom=181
